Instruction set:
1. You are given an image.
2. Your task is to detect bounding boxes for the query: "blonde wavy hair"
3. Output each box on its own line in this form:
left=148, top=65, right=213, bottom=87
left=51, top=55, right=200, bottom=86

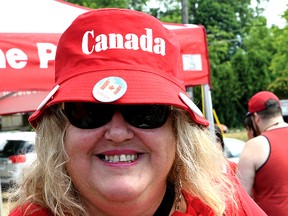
left=8, top=105, right=238, bottom=216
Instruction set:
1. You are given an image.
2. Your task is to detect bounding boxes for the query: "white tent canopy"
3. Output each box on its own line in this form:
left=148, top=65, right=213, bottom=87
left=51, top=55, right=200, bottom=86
left=0, top=0, right=88, bottom=33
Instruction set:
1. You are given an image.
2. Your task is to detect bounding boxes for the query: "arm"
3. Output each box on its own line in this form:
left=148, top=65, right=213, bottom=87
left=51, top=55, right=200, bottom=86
left=236, top=137, right=261, bottom=196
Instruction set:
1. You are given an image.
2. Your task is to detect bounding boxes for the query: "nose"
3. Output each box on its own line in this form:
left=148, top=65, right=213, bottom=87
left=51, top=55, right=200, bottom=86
left=104, top=111, right=134, bottom=143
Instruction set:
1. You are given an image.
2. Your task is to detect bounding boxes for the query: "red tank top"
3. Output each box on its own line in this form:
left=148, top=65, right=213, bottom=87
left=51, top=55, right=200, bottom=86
left=253, top=127, right=288, bottom=215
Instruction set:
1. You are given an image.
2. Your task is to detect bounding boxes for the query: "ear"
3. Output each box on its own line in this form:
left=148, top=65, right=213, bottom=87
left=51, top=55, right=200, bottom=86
left=253, top=112, right=261, bottom=124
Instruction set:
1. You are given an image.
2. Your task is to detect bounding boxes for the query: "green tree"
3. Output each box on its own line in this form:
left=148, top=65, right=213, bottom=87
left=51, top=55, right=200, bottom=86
left=185, top=0, right=256, bottom=127
left=268, top=10, right=288, bottom=99
left=270, top=14, right=288, bottom=79
left=232, top=16, right=276, bottom=112
left=67, top=0, right=149, bottom=10
left=268, top=77, right=288, bottom=99
left=185, top=0, right=281, bottom=127
left=148, top=0, right=182, bottom=23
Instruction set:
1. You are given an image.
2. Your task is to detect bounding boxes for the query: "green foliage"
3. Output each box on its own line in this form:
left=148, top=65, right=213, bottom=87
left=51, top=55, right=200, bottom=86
left=268, top=77, right=288, bottom=99
left=270, top=26, right=288, bottom=78
left=192, top=0, right=257, bottom=127
left=148, top=0, right=182, bottom=23
left=229, top=15, right=276, bottom=118
left=66, top=0, right=149, bottom=10
left=211, top=61, right=243, bottom=126
left=188, top=0, right=285, bottom=127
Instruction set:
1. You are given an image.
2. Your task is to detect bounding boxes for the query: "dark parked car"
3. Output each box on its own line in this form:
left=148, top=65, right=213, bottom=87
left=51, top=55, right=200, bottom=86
left=0, top=131, right=36, bottom=190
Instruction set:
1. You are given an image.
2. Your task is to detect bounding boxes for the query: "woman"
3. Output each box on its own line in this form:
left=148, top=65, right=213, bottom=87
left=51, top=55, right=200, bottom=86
left=8, top=8, right=266, bottom=216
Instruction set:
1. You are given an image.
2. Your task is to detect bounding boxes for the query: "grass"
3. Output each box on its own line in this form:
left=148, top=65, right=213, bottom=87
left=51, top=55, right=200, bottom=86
left=224, top=128, right=248, bottom=141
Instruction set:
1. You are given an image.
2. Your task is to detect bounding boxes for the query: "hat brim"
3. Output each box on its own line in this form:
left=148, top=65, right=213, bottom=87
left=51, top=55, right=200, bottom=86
left=29, top=70, right=209, bottom=127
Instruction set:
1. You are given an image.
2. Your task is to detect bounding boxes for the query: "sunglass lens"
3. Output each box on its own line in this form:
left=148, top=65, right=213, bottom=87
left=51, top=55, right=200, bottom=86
left=122, top=105, right=170, bottom=129
left=64, top=103, right=113, bottom=129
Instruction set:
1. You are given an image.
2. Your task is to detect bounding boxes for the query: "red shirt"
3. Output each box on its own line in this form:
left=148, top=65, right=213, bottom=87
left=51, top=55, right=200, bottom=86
left=253, top=127, right=288, bottom=215
left=9, top=203, right=53, bottom=216
left=9, top=182, right=266, bottom=216
left=172, top=177, right=266, bottom=216
left=9, top=160, right=265, bottom=216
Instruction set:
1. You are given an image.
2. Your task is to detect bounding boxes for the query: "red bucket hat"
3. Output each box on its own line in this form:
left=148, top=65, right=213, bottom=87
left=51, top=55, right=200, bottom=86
left=29, top=8, right=209, bottom=128
left=247, top=91, right=281, bottom=115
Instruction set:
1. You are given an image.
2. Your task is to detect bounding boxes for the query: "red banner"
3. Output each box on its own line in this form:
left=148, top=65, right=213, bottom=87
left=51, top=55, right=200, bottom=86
left=0, top=26, right=210, bottom=92
left=0, top=33, right=58, bottom=91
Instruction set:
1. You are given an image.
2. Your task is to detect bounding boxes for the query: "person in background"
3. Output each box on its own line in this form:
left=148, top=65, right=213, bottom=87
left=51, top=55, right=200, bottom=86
left=8, top=8, right=266, bottom=216
left=237, top=91, right=288, bottom=215
left=215, top=124, right=225, bottom=151
left=215, top=125, right=237, bottom=175
left=243, top=115, right=258, bottom=140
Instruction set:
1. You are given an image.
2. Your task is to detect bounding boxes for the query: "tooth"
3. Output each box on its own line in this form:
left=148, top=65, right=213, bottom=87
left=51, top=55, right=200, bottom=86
left=102, top=154, right=138, bottom=162
left=113, top=155, right=120, bottom=162
left=120, top=154, right=126, bottom=162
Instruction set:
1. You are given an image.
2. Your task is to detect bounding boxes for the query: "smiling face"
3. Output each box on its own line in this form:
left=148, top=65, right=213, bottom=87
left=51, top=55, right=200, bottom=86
left=64, top=111, right=176, bottom=215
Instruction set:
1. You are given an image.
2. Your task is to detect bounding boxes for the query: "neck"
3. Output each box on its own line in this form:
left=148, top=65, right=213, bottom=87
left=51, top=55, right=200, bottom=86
left=263, top=121, right=283, bottom=132
left=86, top=183, right=171, bottom=216
left=153, top=181, right=175, bottom=216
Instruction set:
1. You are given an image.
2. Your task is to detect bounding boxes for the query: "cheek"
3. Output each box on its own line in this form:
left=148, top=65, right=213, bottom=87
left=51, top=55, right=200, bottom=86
left=162, top=134, right=176, bottom=174
left=65, top=127, right=84, bottom=153
left=153, top=125, right=176, bottom=162
left=64, top=126, right=100, bottom=155
left=64, top=127, right=99, bottom=177
left=165, top=133, right=176, bottom=155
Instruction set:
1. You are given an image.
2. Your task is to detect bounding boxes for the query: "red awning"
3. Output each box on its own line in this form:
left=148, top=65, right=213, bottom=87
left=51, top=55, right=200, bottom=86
left=0, top=91, right=49, bottom=115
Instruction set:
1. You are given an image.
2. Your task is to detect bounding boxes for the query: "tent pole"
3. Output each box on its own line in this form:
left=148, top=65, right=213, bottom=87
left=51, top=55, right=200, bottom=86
left=203, top=84, right=215, bottom=135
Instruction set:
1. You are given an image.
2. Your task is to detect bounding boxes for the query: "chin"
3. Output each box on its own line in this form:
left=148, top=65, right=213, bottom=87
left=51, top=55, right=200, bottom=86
left=103, top=186, right=142, bottom=201
left=101, top=178, right=148, bottom=200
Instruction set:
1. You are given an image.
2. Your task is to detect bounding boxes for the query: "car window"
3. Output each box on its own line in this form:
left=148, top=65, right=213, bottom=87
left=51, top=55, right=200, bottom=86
left=0, top=140, right=34, bottom=157
left=0, top=140, right=7, bottom=151
left=24, top=144, right=35, bottom=153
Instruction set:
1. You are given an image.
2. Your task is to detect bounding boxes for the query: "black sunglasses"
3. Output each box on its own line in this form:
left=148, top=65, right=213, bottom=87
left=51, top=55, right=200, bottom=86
left=63, top=102, right=171, bottom=129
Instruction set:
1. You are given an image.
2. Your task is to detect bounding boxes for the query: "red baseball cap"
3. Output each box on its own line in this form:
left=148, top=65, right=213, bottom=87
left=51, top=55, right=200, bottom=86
left=247, top=91, right=281, bottom=115
left=29, top=8, right=209, bottom=128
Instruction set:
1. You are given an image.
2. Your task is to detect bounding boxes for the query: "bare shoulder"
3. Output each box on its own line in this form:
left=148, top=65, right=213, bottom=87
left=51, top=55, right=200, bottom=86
left=240, top=136, right=270, bottom=169
left=245, top=135, right=269, bottom=149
